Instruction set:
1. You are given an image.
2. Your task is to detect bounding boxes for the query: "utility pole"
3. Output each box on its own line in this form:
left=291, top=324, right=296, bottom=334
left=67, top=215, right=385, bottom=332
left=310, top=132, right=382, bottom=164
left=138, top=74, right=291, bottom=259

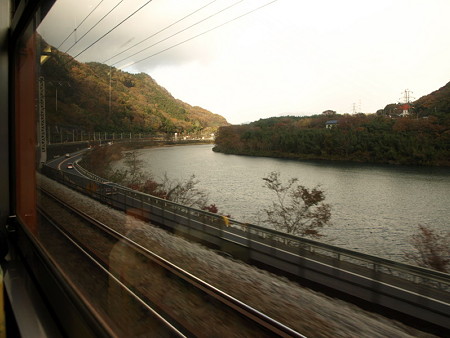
left=38, top=76, right=47, bottom=167
left=38, top=44, right=52, bottom=168
left=109, top=66, right=112, bottom=117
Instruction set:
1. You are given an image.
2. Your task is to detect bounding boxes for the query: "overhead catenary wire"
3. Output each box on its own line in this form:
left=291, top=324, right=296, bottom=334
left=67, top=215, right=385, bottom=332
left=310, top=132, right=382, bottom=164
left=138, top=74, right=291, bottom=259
left=65, top=0, right=125, bottom=54
left=71, top=0, right=154, bottom=61
left=110, top=0, right=246, bottom=67
left=57, top=0, right=105, bottom=49
left=110, top=0, right=250, bottom=67
left=103, top=0, right=221, bottom=64
left=117, top=0, right=279, bottom=70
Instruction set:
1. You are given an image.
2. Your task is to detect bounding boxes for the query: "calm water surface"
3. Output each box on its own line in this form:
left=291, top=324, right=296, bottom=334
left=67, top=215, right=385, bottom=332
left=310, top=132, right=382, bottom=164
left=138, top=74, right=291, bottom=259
left=123, top=144, right=450, bottom=262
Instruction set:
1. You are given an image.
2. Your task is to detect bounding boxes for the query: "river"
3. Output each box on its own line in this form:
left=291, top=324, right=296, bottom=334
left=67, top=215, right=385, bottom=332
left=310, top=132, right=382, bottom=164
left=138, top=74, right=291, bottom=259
left=118, top=144, right=450, bottom=263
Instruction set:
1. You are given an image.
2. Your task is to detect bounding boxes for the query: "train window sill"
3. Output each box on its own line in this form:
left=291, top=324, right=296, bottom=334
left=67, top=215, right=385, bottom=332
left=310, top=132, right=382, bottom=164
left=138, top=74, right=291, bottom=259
left=2, top=255, right=62, bottom=337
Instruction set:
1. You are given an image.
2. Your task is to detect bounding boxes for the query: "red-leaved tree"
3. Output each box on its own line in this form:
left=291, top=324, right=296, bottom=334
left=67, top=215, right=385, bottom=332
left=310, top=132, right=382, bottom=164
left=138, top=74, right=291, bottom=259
left=406, top=225, right=450, bottom=273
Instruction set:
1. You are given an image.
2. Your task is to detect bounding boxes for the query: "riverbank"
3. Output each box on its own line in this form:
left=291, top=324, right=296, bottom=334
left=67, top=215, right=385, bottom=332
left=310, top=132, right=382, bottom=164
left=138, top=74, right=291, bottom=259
left=79, top=139, right=213, bottom=175
left=212, top=145, right=450, bottom=167
left=115, top=138, right=213, bottom=151
left=40, top=174, right=437, bottom=337
left=213, top=116, right=450, bottom=167
left=131, top=144, right=450, bottom=264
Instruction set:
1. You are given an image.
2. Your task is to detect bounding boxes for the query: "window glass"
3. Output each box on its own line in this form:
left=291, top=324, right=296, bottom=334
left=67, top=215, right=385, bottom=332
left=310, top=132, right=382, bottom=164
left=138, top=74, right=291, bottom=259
left=15, top=0, right=450, bottom=336
left=15, top=20, right=37, bottom=231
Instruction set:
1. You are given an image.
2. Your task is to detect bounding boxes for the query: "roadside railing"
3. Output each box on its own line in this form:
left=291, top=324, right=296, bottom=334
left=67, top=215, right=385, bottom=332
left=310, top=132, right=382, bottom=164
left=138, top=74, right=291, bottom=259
left=44, top=163, right=450, bottom=294
left=73, top=161, right=108, bottom=183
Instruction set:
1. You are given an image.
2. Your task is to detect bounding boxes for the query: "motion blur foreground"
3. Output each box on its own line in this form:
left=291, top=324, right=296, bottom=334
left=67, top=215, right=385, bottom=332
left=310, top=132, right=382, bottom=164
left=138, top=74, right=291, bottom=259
left=0, top=0, right=101, bottom=336
left=1, top=0, right=450, bottom=337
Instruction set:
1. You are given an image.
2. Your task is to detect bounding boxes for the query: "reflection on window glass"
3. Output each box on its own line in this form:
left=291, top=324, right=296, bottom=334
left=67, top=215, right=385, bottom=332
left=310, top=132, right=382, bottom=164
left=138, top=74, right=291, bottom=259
left=23, top=0, right=450, bottom=336
left=16, top=22, right=37, bottom=231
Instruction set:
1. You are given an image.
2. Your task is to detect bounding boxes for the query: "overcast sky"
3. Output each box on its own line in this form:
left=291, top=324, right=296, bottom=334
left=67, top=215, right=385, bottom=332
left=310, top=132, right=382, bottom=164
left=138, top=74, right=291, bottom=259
left=38, top=0, right=450, bottom=124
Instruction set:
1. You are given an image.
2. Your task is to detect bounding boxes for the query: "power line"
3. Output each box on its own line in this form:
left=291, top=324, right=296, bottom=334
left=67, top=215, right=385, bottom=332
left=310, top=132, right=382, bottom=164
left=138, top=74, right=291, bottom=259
left=57, top=0, right=106, bottom=49
left=110, top=0, right=246, bottom=67
left=72, top=0, right=154, bottom=60
left=400, top=89, right=414, bottom=104
left=117, top=0, right=279, bottom=70
left=103, top=0, right=221, bottom=64
left=65, top=0, right=125, bottom=54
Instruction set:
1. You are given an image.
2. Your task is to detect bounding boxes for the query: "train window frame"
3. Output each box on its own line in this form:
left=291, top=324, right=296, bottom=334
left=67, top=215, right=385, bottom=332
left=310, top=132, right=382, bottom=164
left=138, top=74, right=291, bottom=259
left=0, top=0, right=9, bottom=259
left=2, top=1, right=449, bottom=336
left=3, top=1, right=112, bottom=336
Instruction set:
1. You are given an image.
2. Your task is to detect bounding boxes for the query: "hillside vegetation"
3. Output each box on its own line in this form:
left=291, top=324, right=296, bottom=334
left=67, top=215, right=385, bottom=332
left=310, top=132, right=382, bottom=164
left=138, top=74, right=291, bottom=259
left=380, top=81, right=450, bottom=121
left=214, top=82, right=450, bottom=166
left=40, top=41, right=229, bottom=135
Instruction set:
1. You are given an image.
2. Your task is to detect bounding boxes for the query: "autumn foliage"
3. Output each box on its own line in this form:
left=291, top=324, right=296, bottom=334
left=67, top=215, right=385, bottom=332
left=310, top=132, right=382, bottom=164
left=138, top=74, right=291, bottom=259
left=214, top=113, right=450, bottom=166
left=214, top=81, right=450, bottom=166
left=40, top=38, right=229, bottom=135
left=81, top=146, right=223, bottom=214
left=406, top=225, right=450, bottom=273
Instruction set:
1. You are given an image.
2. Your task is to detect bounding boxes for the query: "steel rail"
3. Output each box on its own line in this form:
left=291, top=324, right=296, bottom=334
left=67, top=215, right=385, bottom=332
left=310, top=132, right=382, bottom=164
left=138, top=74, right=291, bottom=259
left=44, top=162, right=450, bottom=295
left=41, top=163, right=450, bottom=330
left=39, top=187, right=305, bottom=337
left=48, top=162, right=450, bottom=293
left=37, top=197, right=187, bottom=337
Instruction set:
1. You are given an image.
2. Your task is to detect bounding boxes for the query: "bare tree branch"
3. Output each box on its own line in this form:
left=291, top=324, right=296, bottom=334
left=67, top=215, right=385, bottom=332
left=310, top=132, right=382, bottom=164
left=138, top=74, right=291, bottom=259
left=261, top=171, right=331, bottom=238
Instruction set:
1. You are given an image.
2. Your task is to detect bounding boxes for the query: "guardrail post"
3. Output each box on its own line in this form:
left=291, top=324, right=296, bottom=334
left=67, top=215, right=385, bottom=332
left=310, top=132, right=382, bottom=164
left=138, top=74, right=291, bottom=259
left=140, top=193, right=144, bottom=219
left=122, top=189, right=126, bottom=212
left=42, top=164, right=450, bottom=298
left=188, top=208, right=191, bottom=228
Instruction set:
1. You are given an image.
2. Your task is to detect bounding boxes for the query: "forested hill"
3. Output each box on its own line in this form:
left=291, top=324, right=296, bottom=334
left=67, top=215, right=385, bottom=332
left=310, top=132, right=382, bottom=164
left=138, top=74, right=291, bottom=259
left=40, top=41, right=229, bottom=135
left=380, top=81, right=450, bottom=118
left=414, top=81, right=450, bottom=117
left=213, top=84, right=450, bottom=166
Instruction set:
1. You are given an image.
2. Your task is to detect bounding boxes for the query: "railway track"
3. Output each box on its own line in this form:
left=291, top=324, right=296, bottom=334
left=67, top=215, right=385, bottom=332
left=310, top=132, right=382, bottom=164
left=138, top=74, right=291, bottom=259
left=40, top=166, right=450, bottom=334
left=37, top=187, right=304, bottom=337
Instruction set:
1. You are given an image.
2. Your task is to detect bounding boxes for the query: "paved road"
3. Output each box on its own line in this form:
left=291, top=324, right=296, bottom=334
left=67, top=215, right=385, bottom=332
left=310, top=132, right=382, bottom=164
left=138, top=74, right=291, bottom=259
left=46, top=149, right=87, bottom=173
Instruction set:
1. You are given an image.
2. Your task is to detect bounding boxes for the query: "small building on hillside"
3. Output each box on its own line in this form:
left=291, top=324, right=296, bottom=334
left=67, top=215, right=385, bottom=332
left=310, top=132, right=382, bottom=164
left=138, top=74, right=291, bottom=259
left=325, top=120, right=338, bottom=129
left=400, top=103, right=411, bottom=117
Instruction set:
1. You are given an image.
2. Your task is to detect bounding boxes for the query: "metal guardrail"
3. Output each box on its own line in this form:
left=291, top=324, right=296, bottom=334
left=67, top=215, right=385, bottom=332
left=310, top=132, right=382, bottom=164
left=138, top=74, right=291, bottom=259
left=45, top=164, right=450, bottom=293
left=73, top=162, right=107, bottom=183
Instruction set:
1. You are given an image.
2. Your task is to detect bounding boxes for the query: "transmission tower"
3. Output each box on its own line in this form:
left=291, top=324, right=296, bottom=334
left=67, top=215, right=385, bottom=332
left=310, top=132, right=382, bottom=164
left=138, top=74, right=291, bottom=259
left=399, top=89, right=415, bottom=116
left=352, top=100, right=362, bottom=114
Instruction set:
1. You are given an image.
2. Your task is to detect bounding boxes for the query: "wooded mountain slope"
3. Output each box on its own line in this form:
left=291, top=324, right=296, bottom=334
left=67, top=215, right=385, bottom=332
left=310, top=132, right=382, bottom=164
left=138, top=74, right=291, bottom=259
left=381, top=81, right=450, bottom=121
left=414, top=81, right=450, bottom=119
left=40, top=42, right=229, bottom=134
left=214, top=82, right=450, bottom=166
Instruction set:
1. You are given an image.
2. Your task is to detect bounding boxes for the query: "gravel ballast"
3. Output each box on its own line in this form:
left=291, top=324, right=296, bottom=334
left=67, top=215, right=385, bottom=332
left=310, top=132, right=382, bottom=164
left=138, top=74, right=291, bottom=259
left=38, top=174, right=437, bottom=337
